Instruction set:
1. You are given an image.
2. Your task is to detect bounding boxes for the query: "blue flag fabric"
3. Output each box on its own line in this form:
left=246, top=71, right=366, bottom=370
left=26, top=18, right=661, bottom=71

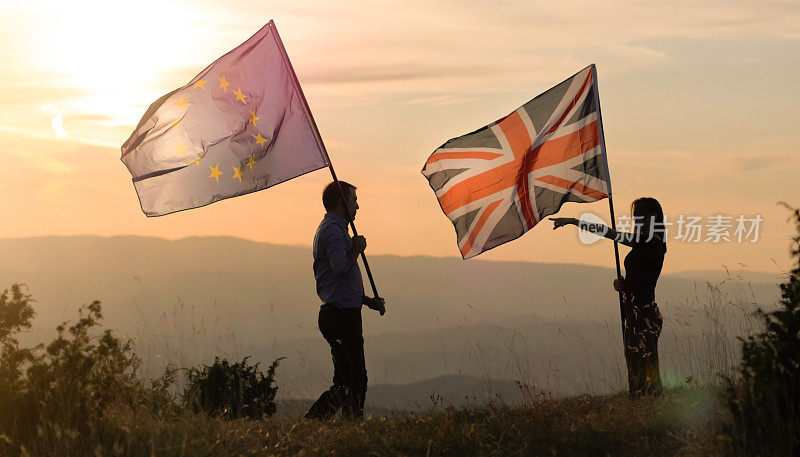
left=121, top=21, right=329, bottom=216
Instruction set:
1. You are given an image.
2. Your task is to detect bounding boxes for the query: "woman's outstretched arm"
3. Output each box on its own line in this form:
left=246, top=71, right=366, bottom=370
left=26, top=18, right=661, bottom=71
left=550, top=217, right=637, bottom=248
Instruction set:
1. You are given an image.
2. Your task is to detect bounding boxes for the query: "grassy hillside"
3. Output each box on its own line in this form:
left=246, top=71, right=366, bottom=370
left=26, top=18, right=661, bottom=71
left=0, top=236, right=778, bottom=411
left=44, top=387, right=726, bottom=457
left=4, top=207, right=798, bottom=456
left=0, top=281, right=732, bottom=456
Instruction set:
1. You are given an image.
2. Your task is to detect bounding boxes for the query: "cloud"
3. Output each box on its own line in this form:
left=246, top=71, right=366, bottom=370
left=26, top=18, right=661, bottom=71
left=0, top=124, right=26, bottom=134
left=734, top=153, right=800, bottom=172
left=43, top=105, right=67, bottom=138
left=302, top=67, right=469, bottom=85
left=0, top=83, right=88, bottom=110
left=0, top=126, right=119, bottom=176
left=65, top=113, right=119, bottom=123
left=402, top=95, right=477, bottom=106
left=4, top=0, right=797, bottom=134
left=612, top=142, right=800, bottom=186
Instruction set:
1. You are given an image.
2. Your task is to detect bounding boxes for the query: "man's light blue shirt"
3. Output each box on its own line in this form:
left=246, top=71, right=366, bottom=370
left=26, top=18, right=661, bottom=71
left=313, top=213, right=364, bottom=308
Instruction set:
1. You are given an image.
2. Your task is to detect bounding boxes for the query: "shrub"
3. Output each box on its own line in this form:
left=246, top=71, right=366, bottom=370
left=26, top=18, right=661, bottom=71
left=0, top=286, right=139, bottom=454
left=725, top=204, right=800, bottom=456
left=183, top=356, right=284, bottom=419
left=0, top=284, right=37, bottom=438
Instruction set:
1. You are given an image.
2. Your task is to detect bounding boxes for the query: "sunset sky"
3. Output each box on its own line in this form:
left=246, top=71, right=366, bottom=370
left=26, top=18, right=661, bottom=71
left=1, top=0, right=798, bottom=274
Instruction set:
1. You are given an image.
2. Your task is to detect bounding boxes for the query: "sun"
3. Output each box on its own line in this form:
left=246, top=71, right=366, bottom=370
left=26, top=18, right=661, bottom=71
left=45, top=0, right=209, bottom=125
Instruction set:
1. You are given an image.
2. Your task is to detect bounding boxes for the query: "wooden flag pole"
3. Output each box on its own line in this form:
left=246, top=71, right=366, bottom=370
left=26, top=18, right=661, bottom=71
left=269, top=21, right=381, bottom=302
left=591, top=64, right=626, bottom=340
left=326, top=164, right=382, bottom=302
left=608, top=196, right=626, bottom=336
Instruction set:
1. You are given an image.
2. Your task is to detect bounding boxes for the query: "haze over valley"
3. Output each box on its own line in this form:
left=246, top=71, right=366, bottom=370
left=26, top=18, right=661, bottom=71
left=0, top=235, right=782, bottom=410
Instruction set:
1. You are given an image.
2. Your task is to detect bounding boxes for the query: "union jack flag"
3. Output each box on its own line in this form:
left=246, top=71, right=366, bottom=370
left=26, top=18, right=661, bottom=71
left=421, top=64, right=611, bottom=259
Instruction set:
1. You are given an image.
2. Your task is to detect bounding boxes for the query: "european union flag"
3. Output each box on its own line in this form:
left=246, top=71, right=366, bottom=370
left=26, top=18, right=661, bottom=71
left=121, top=20, right=329, bottom=216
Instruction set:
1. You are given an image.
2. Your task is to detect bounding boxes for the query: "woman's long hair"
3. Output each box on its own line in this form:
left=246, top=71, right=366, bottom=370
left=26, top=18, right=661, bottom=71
left=631, top=197, right=665, bottom=244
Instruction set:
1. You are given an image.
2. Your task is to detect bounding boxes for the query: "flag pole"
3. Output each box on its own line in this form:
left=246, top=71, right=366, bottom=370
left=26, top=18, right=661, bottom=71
left=607, top=197, right=625, bottom=333
left=326, top=165, right=382, bottom=302
left=269, top=22, right=381, bottom=303
left=591, top=65, right=626, bottom=339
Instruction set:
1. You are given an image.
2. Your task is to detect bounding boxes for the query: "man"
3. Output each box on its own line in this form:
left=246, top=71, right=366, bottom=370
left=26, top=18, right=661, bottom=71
left=305, top=181, right=386, bottom=420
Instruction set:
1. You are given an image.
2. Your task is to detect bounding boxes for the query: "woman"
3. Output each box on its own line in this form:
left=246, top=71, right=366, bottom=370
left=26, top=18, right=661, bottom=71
left=551, top=197, right=666, bottom=397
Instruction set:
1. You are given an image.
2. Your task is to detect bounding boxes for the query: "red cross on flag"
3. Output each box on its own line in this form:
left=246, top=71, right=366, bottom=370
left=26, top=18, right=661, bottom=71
left=421, top=65, right=611, bottom=259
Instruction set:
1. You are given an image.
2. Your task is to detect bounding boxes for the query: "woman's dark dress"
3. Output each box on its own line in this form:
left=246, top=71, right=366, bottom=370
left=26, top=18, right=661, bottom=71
left=622, top=236, right=666, bottom=396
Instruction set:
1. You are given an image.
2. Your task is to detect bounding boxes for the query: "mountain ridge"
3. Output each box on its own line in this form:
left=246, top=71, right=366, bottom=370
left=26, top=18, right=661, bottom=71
left=0, top=235, right=780, bottom=400
left=0, top=234, right=781, bottom=278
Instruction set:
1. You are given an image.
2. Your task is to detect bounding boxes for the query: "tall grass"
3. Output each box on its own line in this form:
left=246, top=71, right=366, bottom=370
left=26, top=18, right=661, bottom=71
left=2, top=211, right=795, bottom=455
left=120, top=266, right=771, bottom=411
left=437, top=274, right=768, bottom=405
left=723, top=204, right=800, bottom=456
left=0, top=269, right=783, bottom=456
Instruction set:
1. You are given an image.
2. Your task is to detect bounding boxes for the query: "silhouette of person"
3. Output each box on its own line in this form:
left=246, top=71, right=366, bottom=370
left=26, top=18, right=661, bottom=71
left=551, top=197, right=665, bottom=397
left=305, top=181, right=386, bottom=420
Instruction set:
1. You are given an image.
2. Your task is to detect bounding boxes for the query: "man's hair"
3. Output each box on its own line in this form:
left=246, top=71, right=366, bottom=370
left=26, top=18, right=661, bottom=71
left=322, top=181, right=356, bottom=212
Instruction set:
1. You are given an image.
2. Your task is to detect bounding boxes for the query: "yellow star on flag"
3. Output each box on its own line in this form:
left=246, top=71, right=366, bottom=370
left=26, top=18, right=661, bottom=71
left=233, top=88, right=247, bottom=104
left=190, top=154, right=202, bottom=166
left=174, top=138, right=190, bottom=156
left=176, top=96, right=191, bottom=108
left=219, top=76, right=230, bottom=92
left=232, top=166, right=243, bottom=183
left=209, top=164, right=223, bottom=182
left=193, top=79, right=208, bottom=90
left=252, top=133, right=268, bottom=147
left=246, top=154, right=255, bottom=171
left=249, top=110, right=260, bottom=127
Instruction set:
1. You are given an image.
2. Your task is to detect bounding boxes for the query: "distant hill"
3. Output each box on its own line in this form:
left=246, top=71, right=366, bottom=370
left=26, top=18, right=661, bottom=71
left=0, top=236, right=781, bottom=402
left=276, top=375, right=526, bottom=416
left=669, top=269, right=784, bottom=284
left=0, top=235, right=780, bottom=336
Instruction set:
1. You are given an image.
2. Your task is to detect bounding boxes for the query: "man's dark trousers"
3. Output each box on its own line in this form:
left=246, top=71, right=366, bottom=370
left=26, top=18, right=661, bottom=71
left=305, top=304, right=367, bottom=419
